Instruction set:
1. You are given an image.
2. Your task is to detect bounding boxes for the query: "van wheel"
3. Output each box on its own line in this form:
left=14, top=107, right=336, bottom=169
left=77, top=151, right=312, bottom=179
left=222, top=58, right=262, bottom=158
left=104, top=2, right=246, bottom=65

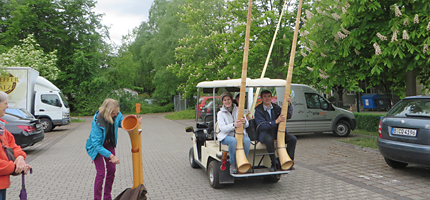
left=333, top=120, right=350, bottom=137
left=384, top=158, right=408, bottom=169
left=263, top=174, right=281, bottom=183
left=40, top=118, right=53, bottom=132
left=189, top=147, right=199, bottom=168
left=208, top=160, right=223, bottom=189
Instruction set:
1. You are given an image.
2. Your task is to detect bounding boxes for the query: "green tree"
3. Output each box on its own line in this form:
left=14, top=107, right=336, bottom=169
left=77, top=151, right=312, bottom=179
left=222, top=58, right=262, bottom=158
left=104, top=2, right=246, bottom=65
left=0, top=34, right=59, bottom=80
left=301, top=0, right=430, bottom=97
left=172, top=0, right=310, bottom=98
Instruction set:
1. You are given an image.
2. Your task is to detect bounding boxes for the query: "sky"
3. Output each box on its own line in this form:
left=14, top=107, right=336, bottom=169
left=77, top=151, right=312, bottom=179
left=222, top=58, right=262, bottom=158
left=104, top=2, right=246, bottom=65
left=94, top=0, right=155, bottom=45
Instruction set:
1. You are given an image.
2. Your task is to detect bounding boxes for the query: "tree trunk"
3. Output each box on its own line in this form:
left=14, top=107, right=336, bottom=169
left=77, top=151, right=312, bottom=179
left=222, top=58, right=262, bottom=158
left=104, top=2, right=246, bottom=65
left=405, top=69, right=417, bottom=96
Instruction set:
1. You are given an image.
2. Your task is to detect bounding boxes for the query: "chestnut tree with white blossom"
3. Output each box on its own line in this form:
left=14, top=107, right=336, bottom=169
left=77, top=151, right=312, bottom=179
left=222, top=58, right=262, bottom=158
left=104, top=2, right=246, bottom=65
left=301, top=0, right=430, bottom=97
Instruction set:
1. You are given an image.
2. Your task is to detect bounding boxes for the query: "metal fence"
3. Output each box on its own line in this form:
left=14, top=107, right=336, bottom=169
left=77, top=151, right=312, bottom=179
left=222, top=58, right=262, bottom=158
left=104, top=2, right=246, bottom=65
left=174, top=94, right=188, bottom=112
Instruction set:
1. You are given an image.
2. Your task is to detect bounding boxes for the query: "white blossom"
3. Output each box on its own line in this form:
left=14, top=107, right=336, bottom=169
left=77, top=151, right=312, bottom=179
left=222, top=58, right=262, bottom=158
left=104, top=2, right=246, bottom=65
left=301, top=51, right=307, bottom=57
left=394, top=6, right=402, bottom=17
left=427, top=21, right=430, bottom=31
left=337, top=31, right=347, bottom=39
left=306, top=66, right=314, bottom=71
left=341, top=28, right=350, bottom=35
left=316, top=7, right=322, bottom=14
left=332, top=13, right=341, bottom=21
left=423, top=44, right=428, bottom=53
left=342, top=7, right=347, bottom=14
left=309, top=40, right=318, bottom=47
left=403, top=18, right=409, bottom=26
left=319, top=74, right=329, bottom=79
left=402, top=30, right=409, bottom=40
left=306, top=10, right=314, bottom=20
left=373, top=42, right=382, bottom=55
left=304, top=46, right=312, bottom=52
left=354, top=49, right=360, bottom=55
left=413, top=14, right=419, bottom=24
left=391, top=29, right=398, bottom=42
left=345, top=2, right=350, bottom=8
left=301, top=17, right=307, bottom=23
left=320, top=52, right=327, bottom=57
left=376, top=33, right=387, bottom=41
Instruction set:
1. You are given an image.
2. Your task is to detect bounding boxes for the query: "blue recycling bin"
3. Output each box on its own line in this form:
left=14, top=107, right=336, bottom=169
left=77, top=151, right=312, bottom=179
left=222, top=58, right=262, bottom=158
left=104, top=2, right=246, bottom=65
left=361, top=94, right=379, bottom=109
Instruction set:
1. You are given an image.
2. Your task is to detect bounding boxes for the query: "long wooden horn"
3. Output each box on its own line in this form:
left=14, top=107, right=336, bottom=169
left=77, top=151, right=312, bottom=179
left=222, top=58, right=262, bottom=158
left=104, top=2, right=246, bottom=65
left=122, top=115, right=143, bottom=188
left=235, top=0, right=253, bottom=174
left=277, top=0, right=303, bottom=171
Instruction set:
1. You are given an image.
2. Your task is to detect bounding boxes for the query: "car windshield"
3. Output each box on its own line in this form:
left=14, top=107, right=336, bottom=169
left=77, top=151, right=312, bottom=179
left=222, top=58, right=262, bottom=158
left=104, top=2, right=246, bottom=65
left=387, top=99, right=430, bottom=117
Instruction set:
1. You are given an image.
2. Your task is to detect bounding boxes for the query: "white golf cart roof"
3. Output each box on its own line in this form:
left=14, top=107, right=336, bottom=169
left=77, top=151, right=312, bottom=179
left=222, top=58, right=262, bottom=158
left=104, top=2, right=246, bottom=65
left=196, top=78, right=290, bottom=88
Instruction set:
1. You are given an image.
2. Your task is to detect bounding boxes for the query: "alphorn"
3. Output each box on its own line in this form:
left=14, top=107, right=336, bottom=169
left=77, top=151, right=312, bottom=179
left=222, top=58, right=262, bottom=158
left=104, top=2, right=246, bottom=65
left=235, top=0, right=254, bottom=174
left=277, top=0, right=303, bottom=171
left=121, top=115, right=143, bottom=188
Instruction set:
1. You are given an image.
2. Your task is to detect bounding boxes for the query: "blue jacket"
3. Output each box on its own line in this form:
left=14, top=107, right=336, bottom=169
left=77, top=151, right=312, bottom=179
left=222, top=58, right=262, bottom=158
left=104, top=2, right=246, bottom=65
left=254, top=103, right=293, bottom=141
left=86, top=111, right=124, bottom=160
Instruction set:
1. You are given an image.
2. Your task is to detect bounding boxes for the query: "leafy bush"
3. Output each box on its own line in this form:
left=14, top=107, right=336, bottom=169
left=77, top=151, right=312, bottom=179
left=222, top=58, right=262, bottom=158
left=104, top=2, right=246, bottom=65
left=353, top=112, right=385, bottom=132
left=165, top=109, right=195, bottom=120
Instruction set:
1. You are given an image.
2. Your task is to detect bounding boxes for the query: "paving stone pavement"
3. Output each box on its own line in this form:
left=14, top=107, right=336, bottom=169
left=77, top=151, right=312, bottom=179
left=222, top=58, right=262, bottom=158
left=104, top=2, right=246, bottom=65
left=5, top=113, right=430, bottom=200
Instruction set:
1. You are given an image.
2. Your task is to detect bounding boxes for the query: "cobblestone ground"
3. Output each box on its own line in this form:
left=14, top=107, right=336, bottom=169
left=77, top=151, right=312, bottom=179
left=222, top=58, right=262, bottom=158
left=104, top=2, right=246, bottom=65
left=6, top=113, right=430, bottom=200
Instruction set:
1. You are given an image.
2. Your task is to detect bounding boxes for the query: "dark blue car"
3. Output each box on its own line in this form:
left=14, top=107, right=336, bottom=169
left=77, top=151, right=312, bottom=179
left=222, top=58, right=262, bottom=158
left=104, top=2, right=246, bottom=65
left=377, top=96, right=430, bottom=168
left=2, top=108, right=44, bottom=148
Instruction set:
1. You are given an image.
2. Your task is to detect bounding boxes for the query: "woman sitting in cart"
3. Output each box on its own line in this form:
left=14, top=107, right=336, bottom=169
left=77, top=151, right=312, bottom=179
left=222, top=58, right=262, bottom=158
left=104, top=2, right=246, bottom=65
left=217, top=92, right=251, bottom=174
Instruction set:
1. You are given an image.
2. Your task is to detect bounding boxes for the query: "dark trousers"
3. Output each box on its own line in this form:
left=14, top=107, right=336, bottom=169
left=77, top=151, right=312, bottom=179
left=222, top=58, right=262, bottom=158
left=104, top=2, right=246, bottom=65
left=261, top=132, right=297, bottom=164
left=94, top=142, right=116, bottom=200
left=0, top=189, right=5, bottom=200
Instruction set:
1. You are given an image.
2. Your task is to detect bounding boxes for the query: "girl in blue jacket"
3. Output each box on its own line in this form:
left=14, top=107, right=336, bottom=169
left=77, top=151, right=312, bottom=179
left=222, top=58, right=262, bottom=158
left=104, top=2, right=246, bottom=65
left=86, top=98, right=141, bottom=200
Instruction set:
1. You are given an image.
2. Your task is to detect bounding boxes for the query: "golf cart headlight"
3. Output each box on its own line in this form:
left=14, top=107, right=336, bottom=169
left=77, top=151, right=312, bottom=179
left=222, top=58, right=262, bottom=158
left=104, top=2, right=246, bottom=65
left=204, top=129, right=208, bottom=134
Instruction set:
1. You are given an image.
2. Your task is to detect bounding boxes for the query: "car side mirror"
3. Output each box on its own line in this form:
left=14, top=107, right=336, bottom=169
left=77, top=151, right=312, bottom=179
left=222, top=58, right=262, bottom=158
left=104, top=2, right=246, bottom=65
left=185, top=126, right=194, bottom=132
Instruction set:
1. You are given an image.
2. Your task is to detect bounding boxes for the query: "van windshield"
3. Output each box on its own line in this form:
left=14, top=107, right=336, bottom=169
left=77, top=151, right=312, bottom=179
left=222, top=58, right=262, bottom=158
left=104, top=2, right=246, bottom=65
left=59, top=92, right=70, bottom=108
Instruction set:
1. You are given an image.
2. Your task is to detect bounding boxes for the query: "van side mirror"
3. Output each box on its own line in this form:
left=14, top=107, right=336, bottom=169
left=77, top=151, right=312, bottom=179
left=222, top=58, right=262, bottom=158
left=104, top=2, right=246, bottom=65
left=185, top=126, right=194, bottom=132
left=329, top=103, right=335, bottom=111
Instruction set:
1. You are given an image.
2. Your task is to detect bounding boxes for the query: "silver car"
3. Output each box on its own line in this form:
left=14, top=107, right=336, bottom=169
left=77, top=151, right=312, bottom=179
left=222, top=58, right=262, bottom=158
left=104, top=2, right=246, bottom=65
left=377, top=96, right=430, bottom=168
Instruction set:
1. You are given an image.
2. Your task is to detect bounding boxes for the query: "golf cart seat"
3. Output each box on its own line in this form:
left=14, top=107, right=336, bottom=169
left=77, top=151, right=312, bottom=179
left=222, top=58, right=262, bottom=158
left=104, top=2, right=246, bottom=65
left=213, top=122, right=269, bottom=151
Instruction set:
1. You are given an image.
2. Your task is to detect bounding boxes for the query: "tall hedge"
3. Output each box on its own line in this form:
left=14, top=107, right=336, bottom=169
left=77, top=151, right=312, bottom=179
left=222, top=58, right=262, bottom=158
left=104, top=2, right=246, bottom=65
left=354, top=113, right=385, bottom=132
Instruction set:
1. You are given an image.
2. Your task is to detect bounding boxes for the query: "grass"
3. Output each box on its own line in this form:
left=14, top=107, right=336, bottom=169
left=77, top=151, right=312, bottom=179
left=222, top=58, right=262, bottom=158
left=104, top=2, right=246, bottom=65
left=71, top=117, right=86, bottom=123
left=338, top=129, right=378, bottom=149
left=164, top=109, right=195, bottom=120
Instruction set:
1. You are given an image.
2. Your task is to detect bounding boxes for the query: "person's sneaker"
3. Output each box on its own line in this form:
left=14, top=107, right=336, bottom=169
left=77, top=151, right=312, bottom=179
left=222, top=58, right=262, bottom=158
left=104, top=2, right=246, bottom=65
left=229, top=163, right=237, bottom=174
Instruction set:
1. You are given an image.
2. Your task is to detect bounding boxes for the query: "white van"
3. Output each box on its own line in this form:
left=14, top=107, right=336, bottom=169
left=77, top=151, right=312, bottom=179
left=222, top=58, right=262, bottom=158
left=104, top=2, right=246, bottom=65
left=284, top=84, right=356, bottom=136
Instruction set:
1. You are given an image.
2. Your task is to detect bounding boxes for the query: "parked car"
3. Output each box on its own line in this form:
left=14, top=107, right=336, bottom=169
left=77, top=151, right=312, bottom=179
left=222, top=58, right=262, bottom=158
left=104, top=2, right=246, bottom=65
left=196, top=96, right=220, bottom=118
left=2, top=108, right=44, bottom=148
left=378, top=96, right=430, bottom=168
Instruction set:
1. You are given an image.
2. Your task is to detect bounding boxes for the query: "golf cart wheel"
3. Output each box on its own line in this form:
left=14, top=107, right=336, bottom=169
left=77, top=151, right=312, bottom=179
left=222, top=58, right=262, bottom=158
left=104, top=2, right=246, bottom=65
left=208, top=160, right=223, bottom=189
left=333, top=120, right=351, bottom=137
left=40, top=118, right=53, bottom=132
left=384, top=158, right=408, bottom=169
left=189, top=147, right=199, bottom=168
left=263, top=174, right=281, bottom=183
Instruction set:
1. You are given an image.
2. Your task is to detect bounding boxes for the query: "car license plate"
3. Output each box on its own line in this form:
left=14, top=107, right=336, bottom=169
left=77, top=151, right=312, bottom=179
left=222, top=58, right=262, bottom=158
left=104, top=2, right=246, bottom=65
left=391, top=128, right=417, bottom=137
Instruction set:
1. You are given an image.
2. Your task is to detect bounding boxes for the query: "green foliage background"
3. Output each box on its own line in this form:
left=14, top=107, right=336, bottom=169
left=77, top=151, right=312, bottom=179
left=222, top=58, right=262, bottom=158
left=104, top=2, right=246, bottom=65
left=1, top=0, right=429, bottom=115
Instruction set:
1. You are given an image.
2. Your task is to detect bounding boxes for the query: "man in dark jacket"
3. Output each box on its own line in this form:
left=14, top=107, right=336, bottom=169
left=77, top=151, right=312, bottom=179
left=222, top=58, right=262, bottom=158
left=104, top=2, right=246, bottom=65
left=254, top=90, right=297, bottom=171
